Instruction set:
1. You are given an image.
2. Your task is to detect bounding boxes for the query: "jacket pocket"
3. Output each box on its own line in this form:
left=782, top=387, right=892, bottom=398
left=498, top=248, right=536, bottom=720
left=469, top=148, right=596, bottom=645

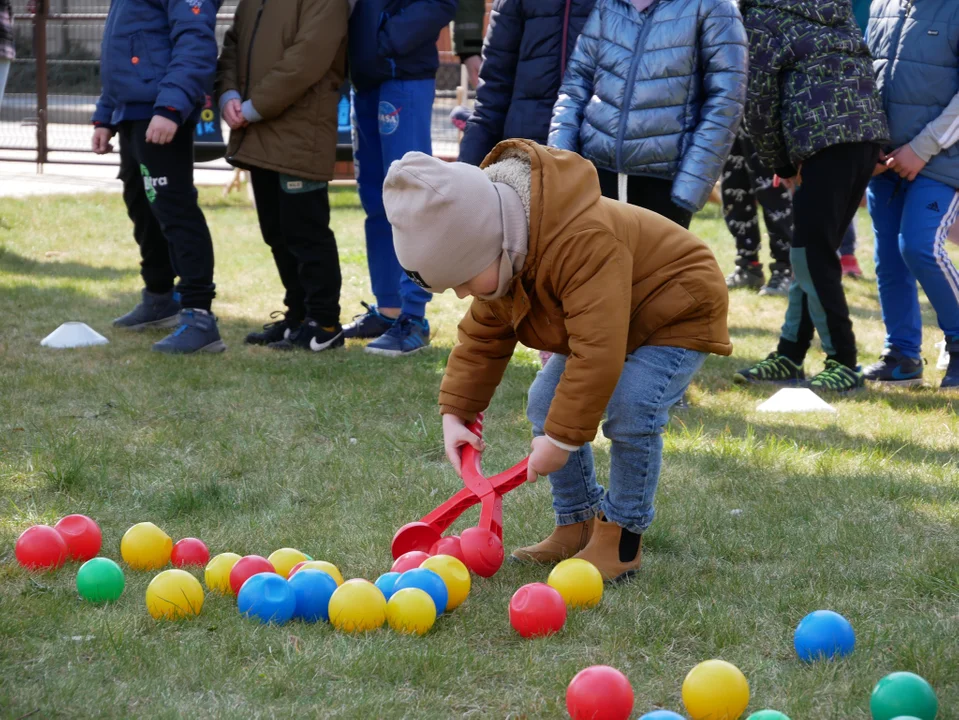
left=130, top=32, right=157, bottom=82
left=631, top=280, right=697, bottom=342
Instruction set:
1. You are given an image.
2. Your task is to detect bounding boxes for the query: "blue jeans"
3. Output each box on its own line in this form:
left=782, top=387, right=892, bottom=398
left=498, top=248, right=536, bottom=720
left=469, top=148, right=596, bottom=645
left=840, top=222, right=856, bottom=257
left=867, top=172, right=959, bottom=357
left=526, top=346, right=706, bottom=535
left=351, top=79, right=434, bottom=317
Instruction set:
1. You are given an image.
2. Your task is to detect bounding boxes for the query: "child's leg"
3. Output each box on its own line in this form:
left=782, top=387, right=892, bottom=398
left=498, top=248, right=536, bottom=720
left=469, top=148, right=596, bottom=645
left=249, top=168, right=307, bottom=324
left=600, top=346, right=706, bottom=534
left=777, top=279, right=816, bottom=364
left=126, top=120, right=216, bottom=312
left=117, top=124, right=175, bottom=294
left=747, top=135, right=794, bottom=268
left=896, top=176, right=959, bottom=345
left=721, top=134, right=764, bottom=266
left=867, top=172, right=919, bottom=356
left=595, top=169, right=692, bottom=229
left=839, top=223, right=857, bottom=257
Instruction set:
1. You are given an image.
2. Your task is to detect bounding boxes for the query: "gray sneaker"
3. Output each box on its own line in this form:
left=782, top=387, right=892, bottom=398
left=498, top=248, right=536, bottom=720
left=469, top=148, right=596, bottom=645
left=113, top=289, right=181, bottom=330
left=759, top=266, right=792, bottom=297
left=726, top=263, right=765, bottom=290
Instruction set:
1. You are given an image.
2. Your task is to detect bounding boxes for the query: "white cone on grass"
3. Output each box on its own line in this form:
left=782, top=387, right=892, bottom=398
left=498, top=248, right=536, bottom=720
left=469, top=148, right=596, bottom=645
left=757, top=388, right=836, bottom=414
left=41, top=322, right=109, bottom=349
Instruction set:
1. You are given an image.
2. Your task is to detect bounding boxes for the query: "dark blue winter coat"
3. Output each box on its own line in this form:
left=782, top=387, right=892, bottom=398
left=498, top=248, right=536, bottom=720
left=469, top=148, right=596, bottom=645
left=458, top=0, right=596, bottom=166
left=93, top=0, right=219, bottom=127
left=348, top=0, right=458, bottom=92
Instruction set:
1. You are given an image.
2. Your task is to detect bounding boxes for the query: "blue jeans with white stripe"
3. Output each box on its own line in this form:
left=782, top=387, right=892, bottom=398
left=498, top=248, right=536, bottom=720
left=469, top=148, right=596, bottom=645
left=867, top=172, right=959, bottom=358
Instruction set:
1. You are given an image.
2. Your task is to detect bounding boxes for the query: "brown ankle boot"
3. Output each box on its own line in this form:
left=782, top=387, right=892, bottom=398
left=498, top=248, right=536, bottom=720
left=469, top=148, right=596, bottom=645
left=573, top=514, right=642, bottom=583
left=510, top=518, right=595, bottom=564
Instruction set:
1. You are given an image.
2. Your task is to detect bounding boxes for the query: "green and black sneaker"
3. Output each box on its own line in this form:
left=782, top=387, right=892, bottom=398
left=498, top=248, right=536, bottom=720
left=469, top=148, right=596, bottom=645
left=733, top=352, right=805, bottom=385
left=809, top=359, right=865, bottom=393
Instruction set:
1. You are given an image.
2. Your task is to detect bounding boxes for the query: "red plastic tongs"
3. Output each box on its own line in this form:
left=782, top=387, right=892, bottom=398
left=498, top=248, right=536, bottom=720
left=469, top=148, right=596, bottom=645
left=390, top=414, right=529, bottom=577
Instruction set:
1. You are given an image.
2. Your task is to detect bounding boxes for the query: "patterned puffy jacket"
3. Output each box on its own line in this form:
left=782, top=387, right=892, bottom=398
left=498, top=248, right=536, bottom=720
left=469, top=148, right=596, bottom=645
left=741, top=0, right=888, bottom=177
left=549, top=0, right=748, bottom=212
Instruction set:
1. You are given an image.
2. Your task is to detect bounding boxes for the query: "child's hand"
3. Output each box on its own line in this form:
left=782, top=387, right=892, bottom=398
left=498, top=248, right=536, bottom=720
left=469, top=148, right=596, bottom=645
left=223, top=99, right=247, bottom=130
left=91, top=127, right=114, bottom=155
left=885, top=145, right=926, bottom=182
left=527, top=436, right=570, bottom=483
left=442, top=413, right=485, bottom=476
left=146, top=115, right=178, bottom=145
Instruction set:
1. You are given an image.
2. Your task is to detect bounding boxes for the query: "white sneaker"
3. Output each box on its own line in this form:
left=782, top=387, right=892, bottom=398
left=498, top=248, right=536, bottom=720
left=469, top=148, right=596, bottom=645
left=936, top=339, right=949, bottom=370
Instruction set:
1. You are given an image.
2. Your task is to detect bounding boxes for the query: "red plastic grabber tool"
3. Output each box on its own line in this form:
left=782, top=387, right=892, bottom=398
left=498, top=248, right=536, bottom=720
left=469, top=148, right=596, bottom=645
left=391, top=414, right=529, bottom=577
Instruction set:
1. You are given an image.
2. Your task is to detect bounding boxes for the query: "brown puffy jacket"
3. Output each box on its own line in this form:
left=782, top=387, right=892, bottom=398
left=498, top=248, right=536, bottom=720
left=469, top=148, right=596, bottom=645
left=439, top=140, right=731, bottom=448
left=216, top=0, right=347, bottom=182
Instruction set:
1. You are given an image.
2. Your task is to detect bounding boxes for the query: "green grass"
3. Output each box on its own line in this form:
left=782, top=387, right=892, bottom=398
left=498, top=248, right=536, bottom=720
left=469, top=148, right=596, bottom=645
left=0, top=186, right=957, bottom=719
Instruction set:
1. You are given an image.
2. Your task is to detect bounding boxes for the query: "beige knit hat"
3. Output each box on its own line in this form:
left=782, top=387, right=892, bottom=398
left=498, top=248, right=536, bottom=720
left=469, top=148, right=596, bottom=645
left=383, top=152, right=526, bottom=293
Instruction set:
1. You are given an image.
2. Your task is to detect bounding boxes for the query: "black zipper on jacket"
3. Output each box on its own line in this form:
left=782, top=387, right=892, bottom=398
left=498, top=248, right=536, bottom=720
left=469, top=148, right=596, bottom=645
left=243, top=0, right=267, bottom=98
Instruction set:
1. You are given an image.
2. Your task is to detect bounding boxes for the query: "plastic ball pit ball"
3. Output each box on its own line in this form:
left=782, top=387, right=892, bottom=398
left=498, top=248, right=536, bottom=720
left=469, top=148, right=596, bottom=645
left=747, top=712, right=792, bottom=720
left=145, top=569, right=205, bottom=620
left=375, top=572, right=402, bottom=600
left=229, top=555, right=276, bottom=596
left=870, top=672, right=938, bottom=720
left=794, top=610, right=855, bottom=662
left=76, top=557, right=125, bottom=603
left=393, top=568, right=448, bottom=615
left=420, top=554, right=471, bottom=610
left=391, top=550, right=431, bottom=574
left=292, top=560, right=343, bottom=585
left=288, top=569, right=338, bottom=623
left=508, top=583, right=566, bottom=638
left=566, top=665, right=634, bottom=720
left=238, top=573, right=297, bottom=625
left=459, top=526, right=504, bottom=577
left=15, top=525, right=69, bottom=570
left=429, top=535, right=467, bottom=564
left=54, top=514, right=102, bottom=561
left=171, top=538, right=210, bottom=568
left=547, top=558, right=603, bottom=609
left=205, top=552, right=242, bottom=593
left=120, top=522, right=172, bottom=571
left=328, top=579, right=387, bottom=633
left=682, top=659, right=750, bottom=720
left=267, top=547, right=308, bottom=578
left=386, top=588, right=437, bottom=635
left=639, top=712, right=686, bottom=720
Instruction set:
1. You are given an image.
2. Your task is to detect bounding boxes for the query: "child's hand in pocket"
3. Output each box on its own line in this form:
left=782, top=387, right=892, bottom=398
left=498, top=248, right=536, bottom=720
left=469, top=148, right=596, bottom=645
left=527, top=436, right=570, bottom=483
left=442, top=413, right=485, bottom=476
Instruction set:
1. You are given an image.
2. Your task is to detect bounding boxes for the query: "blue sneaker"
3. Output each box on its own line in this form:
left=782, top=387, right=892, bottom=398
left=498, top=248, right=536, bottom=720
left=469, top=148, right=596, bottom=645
left=364, top=314, right=430, bottom=357
left=862, top=346, right=924, bottom=387
left=942, top=337, right=959, bottom=390
left=113, top=289, right=181, bottom=330
left=152, top=309, right=226, bottom=354
left=342, top=301, right=396, bottom=340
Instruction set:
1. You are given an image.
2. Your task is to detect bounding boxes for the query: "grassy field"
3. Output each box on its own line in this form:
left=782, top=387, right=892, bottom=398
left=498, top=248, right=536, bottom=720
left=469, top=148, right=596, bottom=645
left=0, top=185, right=957, bottom=719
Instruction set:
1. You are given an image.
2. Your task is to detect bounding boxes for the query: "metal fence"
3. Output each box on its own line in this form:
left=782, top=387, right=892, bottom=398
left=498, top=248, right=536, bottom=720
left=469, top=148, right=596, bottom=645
left=1, top=0, right=468, bottom=169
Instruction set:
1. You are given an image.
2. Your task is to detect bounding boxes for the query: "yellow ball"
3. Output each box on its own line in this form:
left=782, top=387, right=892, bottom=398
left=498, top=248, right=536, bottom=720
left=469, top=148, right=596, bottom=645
left=386, top=588, right=437, bottom=635
left=267, top=548, right=308, bottom=578
left=204, top=552, right=242, bottom=593
left=145, top=569, right=205, bottom=620
left=682, top=659, right=750, bottom=720
left=121, top=522, right=172, bottom=571
left=328, top=579, right=386, bottom=633
left=547, top=558, right=603, bottom=609
left=420, top=554, right=471, bottom=610
left=298, top=560, right=344, bottom=586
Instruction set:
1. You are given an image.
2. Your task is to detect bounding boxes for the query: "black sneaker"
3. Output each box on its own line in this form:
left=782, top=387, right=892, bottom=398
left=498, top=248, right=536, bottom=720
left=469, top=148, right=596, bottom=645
left=941, top=336, right=959, bottom=391
left=759, top=264, right=792, bottom=297
left=733, top=352, right=805, bottom=385
left=809, top=359, right=865, bottom=393
left=245, top=311, right=301, bottom=346
left=862, top=347, right=924, bottom=387
left=726, top=262, right=765, bottom=290
left=113, top=288, right=181, bottom=330
left=342, top=301, right=396, bottom=340
left=268, top=319, right=344, bottom=352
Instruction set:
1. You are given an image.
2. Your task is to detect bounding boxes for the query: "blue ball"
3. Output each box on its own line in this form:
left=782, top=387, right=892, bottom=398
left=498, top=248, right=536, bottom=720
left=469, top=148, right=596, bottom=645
left=638, top=712, right=685, bottom=720
left=794, top=609, right=855, bottom=662
left=237, top=572, right=296, bottom=625
left=394, top=568, right=448, bottom=615
left=288, top=569, right=338, bottom=623
left=375, top=571, right=402, bottom=601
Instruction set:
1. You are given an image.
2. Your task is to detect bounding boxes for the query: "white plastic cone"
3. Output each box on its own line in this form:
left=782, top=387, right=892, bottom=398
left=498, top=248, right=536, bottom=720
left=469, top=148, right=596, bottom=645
left=757, top=388, right=836, bottom=414
left=41, top=322, right=109, bottom=349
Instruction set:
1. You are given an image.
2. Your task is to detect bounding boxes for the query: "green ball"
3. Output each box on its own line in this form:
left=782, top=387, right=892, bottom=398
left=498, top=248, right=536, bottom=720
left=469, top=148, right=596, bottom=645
left=870, top=672, right=938, bottom=720
left=748, top=712, right=791, bottom=720
left=304, top=554, right=313, bottom=561
left=76, top=557, right=125, bottom=603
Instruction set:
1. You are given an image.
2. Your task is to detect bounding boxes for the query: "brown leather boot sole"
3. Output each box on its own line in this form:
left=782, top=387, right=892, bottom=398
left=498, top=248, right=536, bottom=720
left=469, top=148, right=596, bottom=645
left=510, top=518, right=594, bottom=565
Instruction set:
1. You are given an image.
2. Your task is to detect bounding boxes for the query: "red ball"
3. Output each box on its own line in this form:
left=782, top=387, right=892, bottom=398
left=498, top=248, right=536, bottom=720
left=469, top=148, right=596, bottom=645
left=54, top=514, right=102, bottom=561
left=429, top=535, right=467, bottom=564
left=287, top=560, right=308, bottom=578
left=509, top=582, right=567, bottom=638
left=566, top=666, right=634, bottom=720
left=15, top=525, right=69, bottom=570
left=391, top=550, right=431, bottom=574
left=460, top=527, right=504, bottom=577
left=228, top=555, right=276, bottom=595
left=170, top=538, right=210, bottom=567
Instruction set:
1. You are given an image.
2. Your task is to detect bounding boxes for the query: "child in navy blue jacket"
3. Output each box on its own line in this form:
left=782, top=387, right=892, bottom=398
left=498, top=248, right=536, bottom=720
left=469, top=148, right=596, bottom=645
left=92, top=0, right=224, bottom=354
